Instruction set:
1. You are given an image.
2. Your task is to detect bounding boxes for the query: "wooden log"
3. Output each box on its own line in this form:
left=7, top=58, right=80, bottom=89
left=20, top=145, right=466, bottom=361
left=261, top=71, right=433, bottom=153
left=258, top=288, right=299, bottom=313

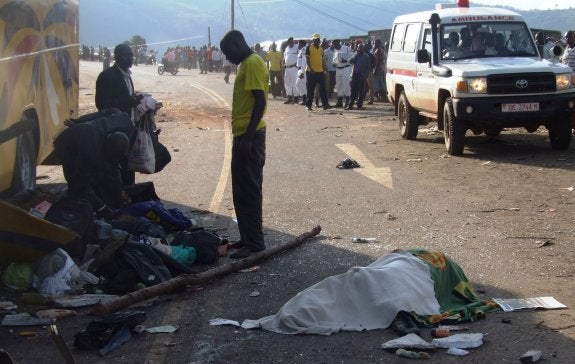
left=91, top=225, right=321, bottom=315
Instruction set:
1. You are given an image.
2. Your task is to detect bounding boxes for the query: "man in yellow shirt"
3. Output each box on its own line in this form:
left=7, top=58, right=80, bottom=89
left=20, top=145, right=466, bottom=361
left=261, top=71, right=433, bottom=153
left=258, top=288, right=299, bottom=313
left=220, top=30, right=269, bottom=259
left=305, top=33, right=331, bottom=110
left=266, top=43, right=284, bottom=98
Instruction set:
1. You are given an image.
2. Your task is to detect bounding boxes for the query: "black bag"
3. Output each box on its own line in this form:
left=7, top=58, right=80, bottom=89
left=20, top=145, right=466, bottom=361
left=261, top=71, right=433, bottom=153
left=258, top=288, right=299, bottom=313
left=74, top=311, right=146, bottom=350
left=151, top=132, right=171, bottom=172
left=122, top=181, right=160, bottom=203
left=44, top=197, right=98, bottom=259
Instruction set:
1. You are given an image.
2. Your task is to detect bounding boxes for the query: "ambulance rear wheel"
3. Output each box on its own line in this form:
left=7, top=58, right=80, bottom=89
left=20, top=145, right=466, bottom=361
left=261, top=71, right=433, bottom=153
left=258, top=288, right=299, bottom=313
left=398, top=92, right=419, bottom=140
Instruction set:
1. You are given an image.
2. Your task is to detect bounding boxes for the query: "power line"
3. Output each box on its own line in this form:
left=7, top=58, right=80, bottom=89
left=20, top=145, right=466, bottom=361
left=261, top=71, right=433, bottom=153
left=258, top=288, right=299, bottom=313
left=309, top=0, right=381, bottom=28
left=292, top=0, right=369, bottom=33
left=345, top=0, right=404, bottom=16
left=145, top=35, right=206, bottom=47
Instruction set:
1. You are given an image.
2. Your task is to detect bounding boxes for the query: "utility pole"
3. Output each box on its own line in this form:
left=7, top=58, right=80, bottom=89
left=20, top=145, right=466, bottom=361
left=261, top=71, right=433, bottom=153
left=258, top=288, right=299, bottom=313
left=208, top=26, right=211, bottom=47
left=231, top=0, right=234, bottom=30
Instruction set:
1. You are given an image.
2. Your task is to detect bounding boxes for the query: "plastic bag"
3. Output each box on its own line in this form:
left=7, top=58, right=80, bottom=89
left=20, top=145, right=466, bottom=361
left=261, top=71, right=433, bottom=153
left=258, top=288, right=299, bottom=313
left=128, top=127, right=155, bottom=174
left=33, top=248, right=98, bottom=295
left=2, top=263, right=34, bottom=291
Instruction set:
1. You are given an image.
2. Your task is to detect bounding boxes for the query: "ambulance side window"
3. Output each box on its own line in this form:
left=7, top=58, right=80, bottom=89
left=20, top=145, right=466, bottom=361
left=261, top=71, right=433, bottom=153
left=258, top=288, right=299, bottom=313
left=390, top=23, right=406, bottom=52
left=422, top=27, right=432, bottom=54
left=403, top=23, right=420, bottom=53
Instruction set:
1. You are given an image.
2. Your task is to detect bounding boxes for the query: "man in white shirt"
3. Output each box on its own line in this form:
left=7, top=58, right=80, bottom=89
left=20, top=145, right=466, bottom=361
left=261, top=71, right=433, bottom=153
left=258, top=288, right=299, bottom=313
left=283, top=37, right=299, bottom=104
left=561, top=31, right=575, bottom=71
left=296, top=40, right=307, bottom=105
left=332, top=39, right=352, bottom=108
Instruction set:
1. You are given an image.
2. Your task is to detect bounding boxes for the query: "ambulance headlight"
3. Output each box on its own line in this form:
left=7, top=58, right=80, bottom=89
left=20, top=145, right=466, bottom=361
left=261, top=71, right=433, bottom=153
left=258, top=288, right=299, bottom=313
left=466, top=77, right=488, bottom=94
left=556, top=73, right=572, bottom=90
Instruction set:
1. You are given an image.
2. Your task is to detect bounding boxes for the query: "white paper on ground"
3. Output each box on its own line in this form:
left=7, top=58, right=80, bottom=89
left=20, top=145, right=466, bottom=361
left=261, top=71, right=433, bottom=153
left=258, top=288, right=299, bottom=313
left=381, top=333, right=436, bottom=350
left=208, top=318, right=241, bottom=327
left=432, top=333, right=484, bottom=349
left=492, top=297, right=566, bottom=312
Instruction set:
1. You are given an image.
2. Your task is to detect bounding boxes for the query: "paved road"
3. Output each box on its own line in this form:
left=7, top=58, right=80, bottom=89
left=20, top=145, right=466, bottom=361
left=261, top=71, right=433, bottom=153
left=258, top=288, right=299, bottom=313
left=8, top=61, right=575, bottom=363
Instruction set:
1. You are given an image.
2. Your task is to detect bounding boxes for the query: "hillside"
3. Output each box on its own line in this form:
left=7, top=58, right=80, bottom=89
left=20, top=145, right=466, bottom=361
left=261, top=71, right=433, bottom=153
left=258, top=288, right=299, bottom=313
left=80, top=0, right=574, bottom=51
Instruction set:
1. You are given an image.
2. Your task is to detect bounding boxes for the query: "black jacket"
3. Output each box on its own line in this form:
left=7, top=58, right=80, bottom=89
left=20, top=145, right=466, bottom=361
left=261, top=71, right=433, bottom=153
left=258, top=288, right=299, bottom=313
left=95, top=64, right=136, bottom=113
left=54, top=113, right=135, bottom=210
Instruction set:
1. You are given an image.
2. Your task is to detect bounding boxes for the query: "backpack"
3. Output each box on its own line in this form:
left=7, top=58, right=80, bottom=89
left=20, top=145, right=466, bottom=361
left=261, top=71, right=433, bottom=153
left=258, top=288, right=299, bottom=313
left=44, top=197, right=98, bottom=259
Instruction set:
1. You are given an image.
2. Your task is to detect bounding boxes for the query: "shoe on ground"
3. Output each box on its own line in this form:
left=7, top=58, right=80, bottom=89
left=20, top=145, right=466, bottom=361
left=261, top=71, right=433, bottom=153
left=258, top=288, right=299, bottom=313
left=344, top=104, right=353, bottom=110
left=283, top=98, right=293, bottom=104
left=367, top=100, right=374, bottom=105
left=323, top=105, right=332, bottom=110
left=229, top=240, right=244, bottom=249
left=334, top=103, right=343, bottom=108
left=230, top=246, right=264, bottom=259
left=306, top=106, right=313, bottom=111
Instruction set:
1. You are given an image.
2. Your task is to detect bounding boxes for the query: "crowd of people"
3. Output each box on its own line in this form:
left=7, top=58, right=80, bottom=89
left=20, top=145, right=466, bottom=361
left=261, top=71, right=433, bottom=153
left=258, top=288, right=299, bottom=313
left=251, top=35, right=390, bottom=111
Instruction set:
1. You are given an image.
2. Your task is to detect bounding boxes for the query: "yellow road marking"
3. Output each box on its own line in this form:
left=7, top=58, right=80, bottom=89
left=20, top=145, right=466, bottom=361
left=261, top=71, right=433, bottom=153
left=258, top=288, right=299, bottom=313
left=144, top=84, right=232, bottom=363
left=189, top=83, right=231, bottom=219
left=336, top=143, right=393, bottom=189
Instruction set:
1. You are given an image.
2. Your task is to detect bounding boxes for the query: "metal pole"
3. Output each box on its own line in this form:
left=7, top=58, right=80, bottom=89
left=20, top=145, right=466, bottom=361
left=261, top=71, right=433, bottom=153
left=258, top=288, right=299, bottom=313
left=231, top=0, right=235, bottom=30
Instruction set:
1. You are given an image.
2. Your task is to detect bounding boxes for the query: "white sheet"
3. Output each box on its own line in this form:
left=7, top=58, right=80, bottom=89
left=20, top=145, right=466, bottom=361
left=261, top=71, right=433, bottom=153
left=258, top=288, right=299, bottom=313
left=241, top=252, right=441, bottom=335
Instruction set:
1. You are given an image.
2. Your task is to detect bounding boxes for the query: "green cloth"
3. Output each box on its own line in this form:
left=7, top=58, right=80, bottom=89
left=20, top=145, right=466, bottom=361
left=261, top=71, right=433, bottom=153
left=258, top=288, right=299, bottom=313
left=408, top=249, right=500, bottom=325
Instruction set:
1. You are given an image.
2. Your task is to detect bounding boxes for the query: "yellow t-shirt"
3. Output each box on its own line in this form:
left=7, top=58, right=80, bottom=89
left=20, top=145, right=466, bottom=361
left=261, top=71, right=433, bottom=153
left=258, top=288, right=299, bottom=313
left=232, top=53, right=269, bottom=137
left=266, top=50, right=283, bottom=72
left=306, top=45, right=324, bottom=73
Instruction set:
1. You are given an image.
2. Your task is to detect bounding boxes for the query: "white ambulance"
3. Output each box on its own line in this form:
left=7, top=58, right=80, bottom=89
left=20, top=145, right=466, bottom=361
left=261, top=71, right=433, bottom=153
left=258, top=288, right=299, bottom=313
left=386, top=5, right=575, bottom=155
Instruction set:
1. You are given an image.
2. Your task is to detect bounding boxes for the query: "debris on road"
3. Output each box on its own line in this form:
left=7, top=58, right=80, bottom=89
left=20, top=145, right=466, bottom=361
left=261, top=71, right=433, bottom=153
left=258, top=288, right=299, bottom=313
left=395, top=348, right=431, bottom=359
left=351, top=237, right=379, bottom=244
left=431, top=333, right=485, bottom=349
left=446, top=347, right=469, bottom=356
left=336, top=158, right=360, bottom=169
left=519, top=349, right=543, bottom=363
left=145, top=325, right=178, bottom=333
left=1, top=312, right=55, bottom=326
left=381, top=333, right=436, bottom=351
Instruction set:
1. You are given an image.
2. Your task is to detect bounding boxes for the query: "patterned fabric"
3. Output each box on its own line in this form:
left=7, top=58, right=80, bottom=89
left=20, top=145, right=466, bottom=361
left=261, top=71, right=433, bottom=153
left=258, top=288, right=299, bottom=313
left=408, top=249, right=500, bottom=326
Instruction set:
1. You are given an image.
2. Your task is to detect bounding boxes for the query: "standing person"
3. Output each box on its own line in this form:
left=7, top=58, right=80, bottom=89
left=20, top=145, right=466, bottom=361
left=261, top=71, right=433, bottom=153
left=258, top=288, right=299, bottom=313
left=332, top=39, right=352, bottom=108
left=295, top=39, right=308, bottom=105
left=345, top=43, right=371, bottom=110
left=95, top=43, right=143, bottom=185
left=220, top=30, right=269, bottom=259
left=96, top=44, right=143, bottom=120
left=254, top=43, right=267, bottom=61
left=132, top=45, right=139, bottom=66
left=323, top=40, right=336, bottom=97
left=266, top=43, right=284, bottom=98
left=561, top=31, right=575, bottom=71
left=372, top=39, right=386, bottom=102
left=199, top=46, right=208, bottom=74
left=304, top=33, right=330, bottom=111
left=561, top=31, right=575, bottom=135
left=222, top=53, right=232, bottom=83
left=102, top=47, right=111, bottom=70
left=283, top=37, right=299, bottom=104
left=212, top=47, right=222, bottom=72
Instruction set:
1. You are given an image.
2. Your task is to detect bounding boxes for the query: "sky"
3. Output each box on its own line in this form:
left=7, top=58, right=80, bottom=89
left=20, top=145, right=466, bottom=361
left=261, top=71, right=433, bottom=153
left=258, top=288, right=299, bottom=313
left=473, top=0, right=573, bottom=10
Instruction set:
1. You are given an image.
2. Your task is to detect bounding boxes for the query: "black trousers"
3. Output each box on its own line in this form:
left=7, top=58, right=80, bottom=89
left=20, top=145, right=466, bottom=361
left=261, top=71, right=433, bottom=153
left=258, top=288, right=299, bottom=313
left=305, top=71, right=328, bottom=108
left=231, top=129, right=266, bottom=251
left=350, top=73, right=367, bottom=107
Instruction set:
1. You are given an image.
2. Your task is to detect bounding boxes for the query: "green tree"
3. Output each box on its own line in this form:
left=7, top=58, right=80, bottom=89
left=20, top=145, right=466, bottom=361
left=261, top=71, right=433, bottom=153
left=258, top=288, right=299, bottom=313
left=129, top=35, right=147, bottom=47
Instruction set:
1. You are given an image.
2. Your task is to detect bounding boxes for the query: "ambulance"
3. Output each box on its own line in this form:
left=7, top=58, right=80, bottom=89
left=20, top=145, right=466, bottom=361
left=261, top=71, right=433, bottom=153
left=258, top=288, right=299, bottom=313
left=386, top=1, right=575, bottom=155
